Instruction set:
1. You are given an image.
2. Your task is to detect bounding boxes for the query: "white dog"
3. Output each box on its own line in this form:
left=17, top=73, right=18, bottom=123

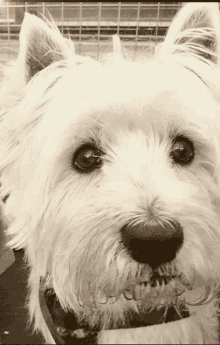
left=1, top=2, right=220, bottom=344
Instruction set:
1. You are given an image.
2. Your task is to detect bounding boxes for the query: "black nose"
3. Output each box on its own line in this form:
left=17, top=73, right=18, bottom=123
left=120, top=220, right=183, bottom=269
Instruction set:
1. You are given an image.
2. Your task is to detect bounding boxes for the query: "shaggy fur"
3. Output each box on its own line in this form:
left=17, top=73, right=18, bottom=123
left=1, top=2, right=220, bottom=344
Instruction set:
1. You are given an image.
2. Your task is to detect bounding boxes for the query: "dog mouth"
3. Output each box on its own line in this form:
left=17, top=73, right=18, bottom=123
left=40, top=273, right=190, bottom=343
left=89, top=272, right=188, bottom=307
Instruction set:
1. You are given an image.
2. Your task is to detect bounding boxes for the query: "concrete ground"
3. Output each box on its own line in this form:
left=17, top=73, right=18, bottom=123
left=0, top=250, right=44, bottom=344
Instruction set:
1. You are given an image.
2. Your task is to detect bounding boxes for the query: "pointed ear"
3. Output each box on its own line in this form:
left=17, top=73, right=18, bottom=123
left=161, top=3, right=220, bottom=63
left=18, top=13, right=72, bottom=83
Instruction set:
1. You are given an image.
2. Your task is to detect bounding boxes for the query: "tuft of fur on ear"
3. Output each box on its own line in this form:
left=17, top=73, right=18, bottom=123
left=113, top=35, right=122, bottom=57
left=160, top=3, right=220, bottom=64
left=18, top=13, right=72, bottom=84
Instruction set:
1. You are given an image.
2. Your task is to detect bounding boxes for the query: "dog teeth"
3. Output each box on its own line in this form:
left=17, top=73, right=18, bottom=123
left=97, top=296, right=108, bottom=304
left=107, top=296, right=117, bottom=304
left=96, top=293, right=117, bottom=305
left=157, top=266, right=165, bottom=276
left=175, top=279, right=185, bottom=296
left=150, top=275, right=170, bottom=288
left=93, top=275, right=186, bottom=307
left=97, top=291, right=108, bottom=305
left=180, top=274, right=193, bottom=290
left=123, top=289, right=133, bottom=300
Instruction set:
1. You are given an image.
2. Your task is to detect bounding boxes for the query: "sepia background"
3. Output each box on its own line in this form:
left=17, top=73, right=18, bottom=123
left=0, top=1, right=182, bottom=62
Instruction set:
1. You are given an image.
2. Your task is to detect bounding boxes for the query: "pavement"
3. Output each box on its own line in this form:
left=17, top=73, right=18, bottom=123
left=0, top=250, right=44, bottom=344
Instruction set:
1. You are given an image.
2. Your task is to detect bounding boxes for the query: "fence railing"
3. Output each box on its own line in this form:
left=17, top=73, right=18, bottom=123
left=0, top=2, right=182, bottom=61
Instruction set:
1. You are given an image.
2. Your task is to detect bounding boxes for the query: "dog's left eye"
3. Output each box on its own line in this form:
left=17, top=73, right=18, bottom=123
left=170, top=136, right=194, bottom=165
left=73, top=144, right=104, bottom=173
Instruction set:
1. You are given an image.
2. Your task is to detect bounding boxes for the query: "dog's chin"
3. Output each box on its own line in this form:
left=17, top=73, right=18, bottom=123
left=90, top=273, right=191, bottom=329
left=94, top=273, right=187, bottom=309
left=41, top=273, right=193, bottom=343
left=41, top=262, right=214, bottom=343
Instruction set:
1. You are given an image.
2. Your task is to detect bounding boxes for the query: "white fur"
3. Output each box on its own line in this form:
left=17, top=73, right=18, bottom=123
left=1, top=3, right=220, bottom=344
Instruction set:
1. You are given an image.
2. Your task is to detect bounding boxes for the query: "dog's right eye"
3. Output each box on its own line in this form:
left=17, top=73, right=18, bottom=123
left=170, top=136, right=194, bottom=166
left=73, top=144, right=104, bottom=173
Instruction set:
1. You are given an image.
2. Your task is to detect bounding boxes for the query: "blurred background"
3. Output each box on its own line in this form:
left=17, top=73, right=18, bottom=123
left=0, top=1, right=183, bottom=62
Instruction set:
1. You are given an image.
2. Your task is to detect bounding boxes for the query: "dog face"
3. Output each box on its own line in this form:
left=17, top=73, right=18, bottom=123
left=1, top=2, right=220, bottom=336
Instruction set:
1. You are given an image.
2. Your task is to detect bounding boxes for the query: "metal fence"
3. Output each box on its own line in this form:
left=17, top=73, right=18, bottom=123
left=0, top=2, right=182, bottom=61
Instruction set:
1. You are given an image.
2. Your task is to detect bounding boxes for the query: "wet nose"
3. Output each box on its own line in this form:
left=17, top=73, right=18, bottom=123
left=120, top=220, right=183, bottom=269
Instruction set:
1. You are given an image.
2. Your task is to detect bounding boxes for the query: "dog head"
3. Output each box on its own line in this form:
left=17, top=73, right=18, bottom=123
left=1, top=2, right=220, bottom=338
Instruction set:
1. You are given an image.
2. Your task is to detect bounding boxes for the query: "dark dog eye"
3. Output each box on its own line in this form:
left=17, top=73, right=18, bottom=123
left=73, top=144, right=104, bottom=173
left=170, top=136, right=194, bottom=165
